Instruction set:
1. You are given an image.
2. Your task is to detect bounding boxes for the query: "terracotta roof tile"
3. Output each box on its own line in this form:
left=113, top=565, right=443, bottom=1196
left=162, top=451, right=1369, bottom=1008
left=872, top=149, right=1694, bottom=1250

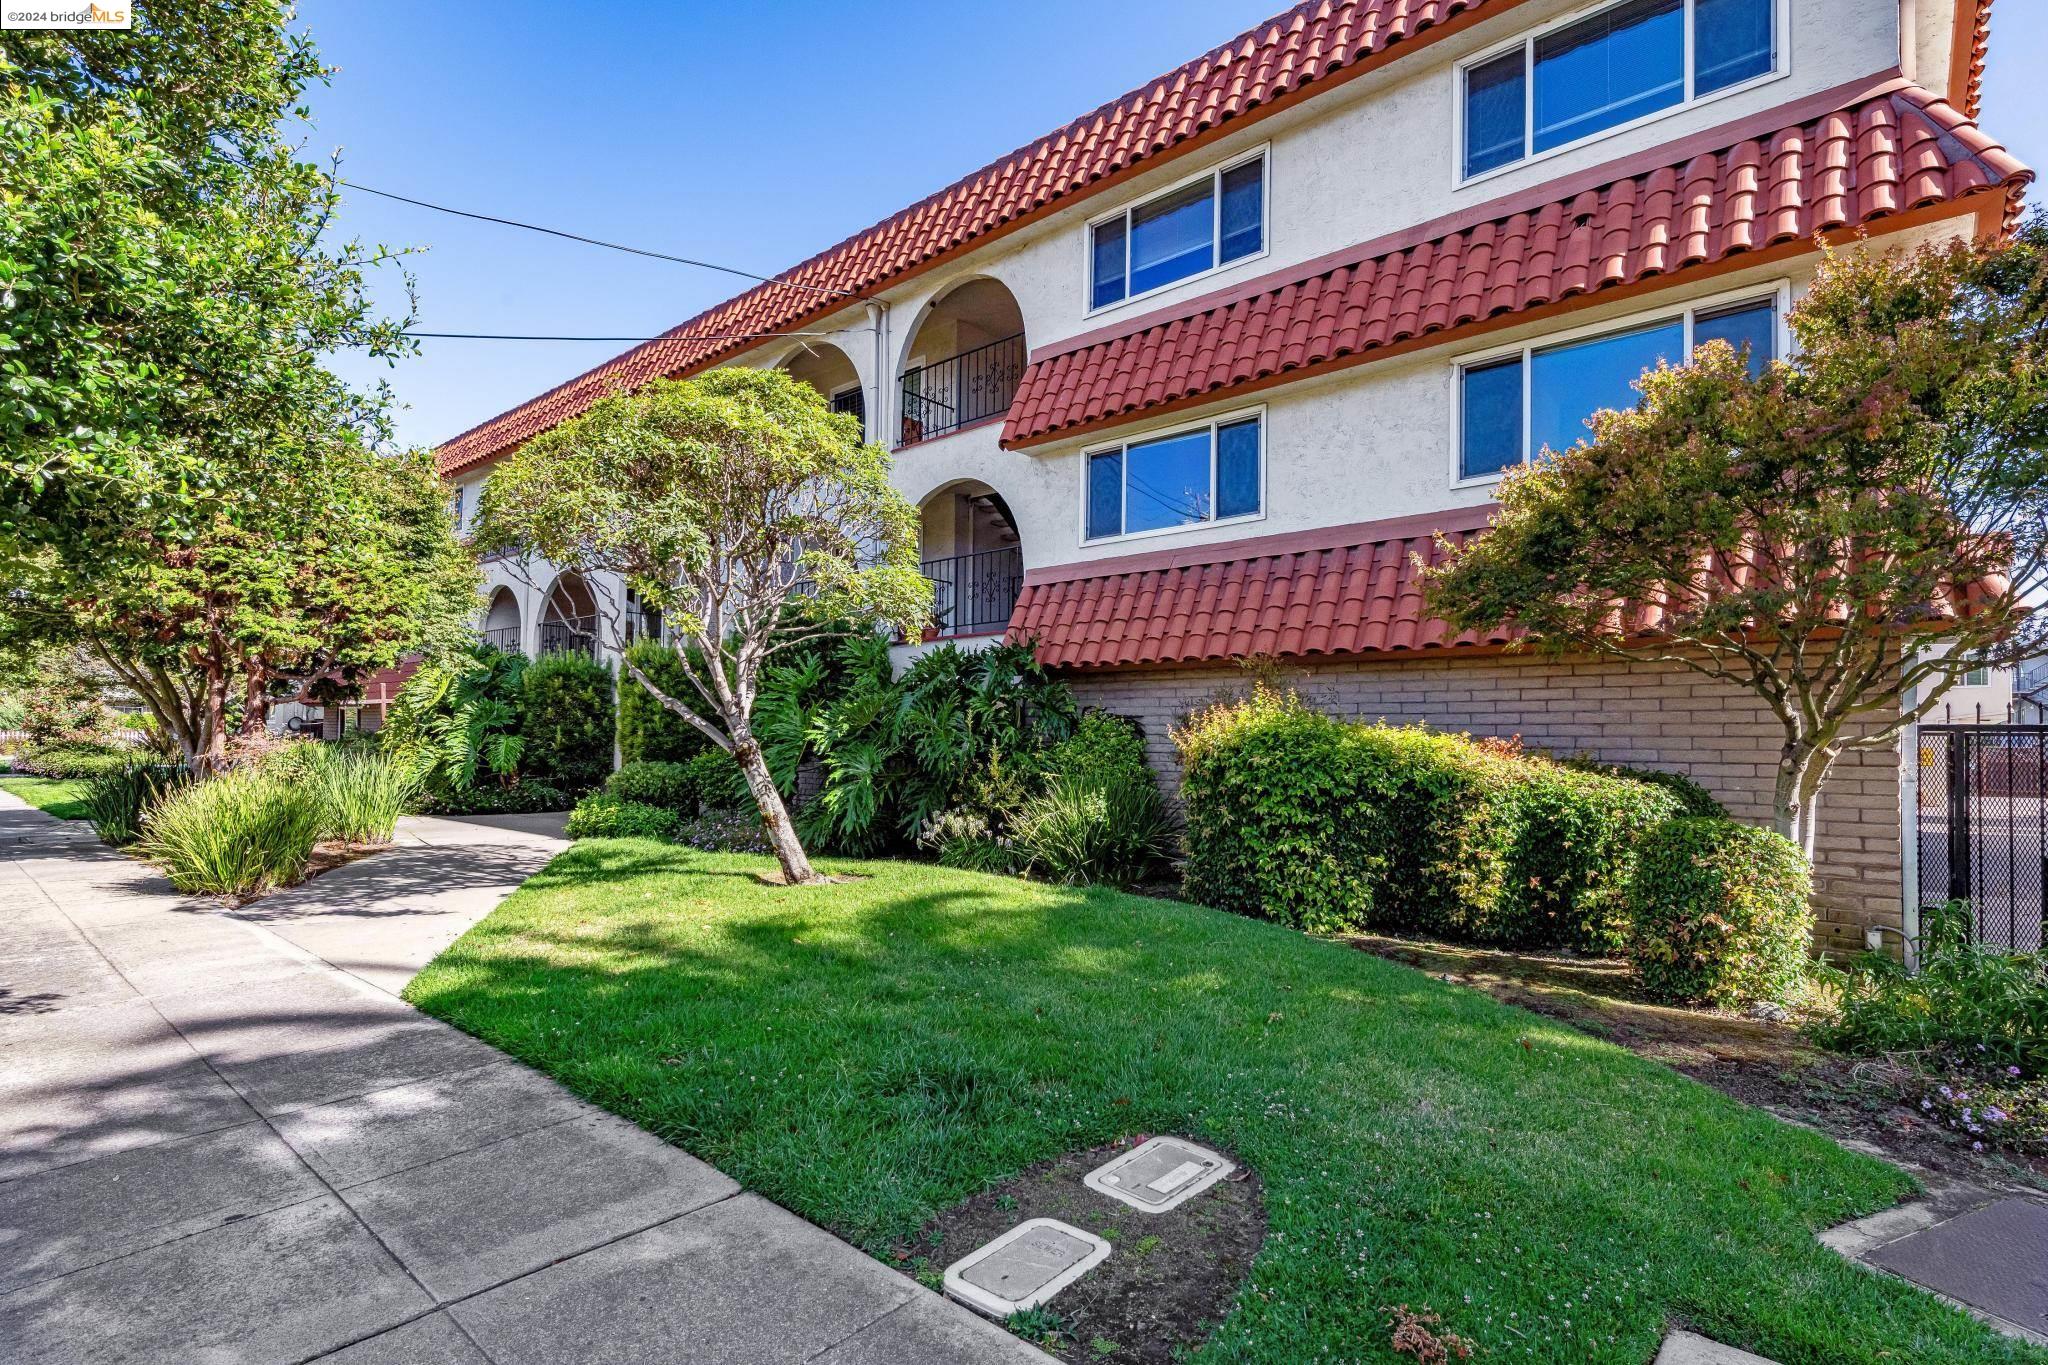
left=435, top=0, right=1495, bottom=476
left=1002, top=84, right=2031, bottom=448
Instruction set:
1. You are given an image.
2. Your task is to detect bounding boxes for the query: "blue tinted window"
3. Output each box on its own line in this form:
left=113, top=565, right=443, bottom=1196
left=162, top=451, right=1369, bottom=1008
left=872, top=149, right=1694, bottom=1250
left=1124, top=428, right=1214, bottom=533
left=1465, top=51, right=1527, bottom=178
left=1694, top=0, right=1774, bottom=93
left=1128, top=180, right=1215, bottom=296
left=1216, top=418, right=1261, bottom=519
left=1086, top=450, right=1123, bottom=540
left=1532, top=0, right=1683, bottom=154
left=1692, top=300, right=1775, bottom=377
left=1219, top=161, right=1263, bottom=263
left=1091, top=217, right=1128, bottom=309
left=1530, top=318, right=1682, bottom=458
left=1461, top=357, right=1525, bottom=480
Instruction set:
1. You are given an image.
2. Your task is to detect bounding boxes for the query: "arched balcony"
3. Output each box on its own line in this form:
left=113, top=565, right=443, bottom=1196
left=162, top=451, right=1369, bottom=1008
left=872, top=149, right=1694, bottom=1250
left=779, top=342, right=868, bottom=440
left=480, top=587, right=522, bottom=654
left=899, top=279, right=1025, bottom=447
left=919, top=480, right=1023, bottom=639
left=538, top=572, right=600, bottom=657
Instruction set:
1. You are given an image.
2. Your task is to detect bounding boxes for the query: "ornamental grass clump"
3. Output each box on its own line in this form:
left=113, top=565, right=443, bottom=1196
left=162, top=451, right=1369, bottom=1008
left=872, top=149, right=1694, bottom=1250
left=82, top=762, right=191, bottom=846
left=302, top=746, right=416, bottom=844
left=136, top=771, right=324, bottom=896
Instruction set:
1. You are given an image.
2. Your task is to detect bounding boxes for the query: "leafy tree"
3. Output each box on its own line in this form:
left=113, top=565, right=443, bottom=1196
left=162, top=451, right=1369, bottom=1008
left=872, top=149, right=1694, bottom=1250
left=479, top=368, right=928, bottom=884
left=1425, top=224, right=2048, bottom=853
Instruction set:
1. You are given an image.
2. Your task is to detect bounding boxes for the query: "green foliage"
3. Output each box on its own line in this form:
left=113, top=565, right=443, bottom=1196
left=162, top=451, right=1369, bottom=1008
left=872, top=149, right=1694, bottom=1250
left=605, top=760, right=702, bottom=812
left=1174, top=687, right=1689, bottom=946
left=136, top=771, right=323, bottom=896
left=417, top=781, right=568, bottom=817
left=1011, top=774, right=1175, bottom=888
left=1042, top=711, right=1153, bottom=788
left=616, top=639, right=707, bottom=764
left=296, top=746, right=416, bottom=844
left=565, top=792, right=684, bottom=841
left=82, top=762, right=191, bottom=845
left=519, top=653, right=615, bottom=794
left=1624, top=818, right=1813, bottom=1006
left=1564, top=758, right=1725, bottom=818
left=1813, top=902, right=2048, bottom=1072
left=382, top=648, right=529, bottom=799
left=13, top=742, right=132, bottom=780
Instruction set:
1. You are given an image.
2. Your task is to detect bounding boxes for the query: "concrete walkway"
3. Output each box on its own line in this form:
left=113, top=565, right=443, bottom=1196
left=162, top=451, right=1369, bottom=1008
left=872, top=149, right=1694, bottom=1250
left=0, top=793, right=1046, bottom=1364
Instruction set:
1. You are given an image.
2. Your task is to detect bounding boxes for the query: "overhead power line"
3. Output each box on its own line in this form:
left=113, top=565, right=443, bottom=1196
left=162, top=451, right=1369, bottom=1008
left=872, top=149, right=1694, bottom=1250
left=340, top=179, right=860, bottom=300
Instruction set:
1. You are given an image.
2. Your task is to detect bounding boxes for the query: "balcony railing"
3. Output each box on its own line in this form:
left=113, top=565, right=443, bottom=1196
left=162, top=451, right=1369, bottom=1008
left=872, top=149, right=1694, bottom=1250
left=900, top=333, right=1025, bottom=445
left=923, top=546, right=1024, bottom=638
left=479, top=626, right=521, bottom=652
left=538, top=616, right=598, bottom=657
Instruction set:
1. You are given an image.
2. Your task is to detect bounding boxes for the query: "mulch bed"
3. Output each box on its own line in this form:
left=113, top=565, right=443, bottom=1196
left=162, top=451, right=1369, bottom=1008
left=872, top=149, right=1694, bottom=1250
left=894, top=1139, right=1266, bottom=1364
left=1349, top=932, right=2048, bottom=1186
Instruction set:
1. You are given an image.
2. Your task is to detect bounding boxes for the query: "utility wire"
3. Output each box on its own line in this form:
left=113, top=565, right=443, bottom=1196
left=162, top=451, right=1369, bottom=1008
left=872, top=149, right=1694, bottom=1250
left=340, top=179, right=860, bottom=300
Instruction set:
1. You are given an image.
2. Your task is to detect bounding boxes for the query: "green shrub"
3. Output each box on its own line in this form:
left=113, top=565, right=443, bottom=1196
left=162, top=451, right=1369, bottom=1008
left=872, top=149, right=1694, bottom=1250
left=606, top=759, right=701, bottom=812
left=15, top=742, right=133, bottom=780
left=1012, top=773, right=1175, bottom=887
left=1042, top=711, right=1152, bottom=788
left=617, top=640, right=707, bottom=764
left=417, top=781, right=568, bottom=816
left=137, top=772, right=324, bottom=896
left=1624, top=817, right=1813, bottom=1006
left=1565, top=758, right=1725, bottom=818
left=82, top=762, right=191, bottom=846
left=684, top=749, right=744, bottom=808
left=1499, top=762, right=1690, bottom=952
left=566, top=792, right=683, bottom=840
left=1813, top=901, right=2048, bottom=1071
left=303, top=747, right=416, bottom=843
left=520, top=653, right=616, bottom=794
left=381, top=648, right=529, bottom=799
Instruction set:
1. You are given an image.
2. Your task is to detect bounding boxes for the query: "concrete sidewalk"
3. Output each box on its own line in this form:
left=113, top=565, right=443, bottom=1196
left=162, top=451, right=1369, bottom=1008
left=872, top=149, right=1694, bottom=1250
left=0, top=793, right=1045, bottom=1364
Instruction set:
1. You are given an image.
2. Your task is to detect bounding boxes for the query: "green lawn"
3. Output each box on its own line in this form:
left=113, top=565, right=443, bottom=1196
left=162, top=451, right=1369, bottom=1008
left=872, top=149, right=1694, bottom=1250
left=0, top=775, right=91, bottom=821
left=405, top=840, right=2039, bottom=1364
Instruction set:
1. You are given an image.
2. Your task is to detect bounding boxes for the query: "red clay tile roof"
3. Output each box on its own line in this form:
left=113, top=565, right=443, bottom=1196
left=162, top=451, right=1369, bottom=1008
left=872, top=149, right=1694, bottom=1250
left=434, top=0, right=1501, bottom=477
left=1002, top=81, right=2032, bottom=448
left=1009, top=507, right=1511, bottom=668
left=1960, top=0, right=1993, bottom=121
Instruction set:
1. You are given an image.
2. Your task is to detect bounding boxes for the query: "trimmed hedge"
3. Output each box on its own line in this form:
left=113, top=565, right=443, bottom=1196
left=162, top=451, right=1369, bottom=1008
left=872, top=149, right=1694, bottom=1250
left=565, top=792, right=684, bottom=841
left=1175, top=688, right=1690, bottom=948
left=617, top=639, right=707, bottom=765
left=13, top=742, right=134, bottom=780
left=520, top=653, right=615, bottom=794
left=1624, top=817, right=1813, bottom=1006
left=606, top=759, right=701, bottom=812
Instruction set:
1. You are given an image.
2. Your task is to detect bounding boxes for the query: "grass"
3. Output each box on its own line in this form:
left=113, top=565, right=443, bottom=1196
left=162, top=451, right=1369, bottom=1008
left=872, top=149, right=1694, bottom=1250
left=0, top=775, right=91, bottom=820
left=405, top=840, right=2042, bottom=1364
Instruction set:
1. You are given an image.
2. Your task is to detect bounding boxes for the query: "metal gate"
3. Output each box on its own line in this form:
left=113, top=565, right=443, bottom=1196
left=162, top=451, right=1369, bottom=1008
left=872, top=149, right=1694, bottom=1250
left=1916, top=724, right=2048, bottom=951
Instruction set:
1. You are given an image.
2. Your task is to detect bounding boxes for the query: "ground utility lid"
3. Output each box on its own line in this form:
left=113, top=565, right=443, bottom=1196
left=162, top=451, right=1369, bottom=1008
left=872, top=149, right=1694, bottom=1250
left=1083, top=1136, right=1234, bottom=1213
left=942, top=1218, right=1112, bottom=1318
left=1865, top=1198, right=2048, bottom=1336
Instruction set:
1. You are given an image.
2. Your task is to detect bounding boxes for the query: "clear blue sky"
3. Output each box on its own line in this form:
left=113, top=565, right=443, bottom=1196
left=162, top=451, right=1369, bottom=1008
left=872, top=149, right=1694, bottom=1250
left=298, top=1, right=2048, bottom=453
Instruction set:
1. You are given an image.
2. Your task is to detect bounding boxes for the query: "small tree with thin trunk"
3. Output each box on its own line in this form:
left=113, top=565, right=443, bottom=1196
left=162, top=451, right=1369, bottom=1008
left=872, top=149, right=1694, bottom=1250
left=477, top=368, right=930, bottom=885
left=1424, top=224, right=2048, bottom=857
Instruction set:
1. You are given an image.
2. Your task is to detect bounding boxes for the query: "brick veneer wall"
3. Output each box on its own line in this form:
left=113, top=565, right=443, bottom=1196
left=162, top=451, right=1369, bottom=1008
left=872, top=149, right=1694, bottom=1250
left=1066, top=651, right=1904, bottom=954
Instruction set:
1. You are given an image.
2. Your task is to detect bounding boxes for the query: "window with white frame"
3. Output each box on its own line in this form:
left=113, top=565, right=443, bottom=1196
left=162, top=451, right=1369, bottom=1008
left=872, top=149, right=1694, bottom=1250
left=1461, top=0, right=1779, bottom=180
left=1090, top=152, right=1265, bottom=310
left=1457, top=292, right=1778, bottom=482
left=1085, top=411, right=1263, bottom=541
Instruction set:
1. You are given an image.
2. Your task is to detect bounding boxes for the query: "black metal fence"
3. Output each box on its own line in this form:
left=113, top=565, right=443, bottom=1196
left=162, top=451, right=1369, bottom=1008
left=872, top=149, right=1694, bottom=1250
left=923, top=546, right=1024, bottom=638
left=479, top=626, right=521, bottom=652
left=538, top=615, right=598, bottom=657
left=1917, top=724, right=2048, bottom=951
left=900, top=333, right=1026, bottom=444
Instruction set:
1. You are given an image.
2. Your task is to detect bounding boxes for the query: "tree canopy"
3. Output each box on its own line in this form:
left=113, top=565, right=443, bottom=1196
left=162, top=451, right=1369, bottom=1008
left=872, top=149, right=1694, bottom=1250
left=1425, top=221, right=2048, bottom=850
left=479, top=366, right=929, bottom=883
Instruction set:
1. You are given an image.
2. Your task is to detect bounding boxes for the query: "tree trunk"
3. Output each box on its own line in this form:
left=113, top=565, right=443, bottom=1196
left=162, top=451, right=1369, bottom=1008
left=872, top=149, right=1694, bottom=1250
left=730, top=732, right=819, bottom=884
left=1771, top=742, right=1833, bottom=862
left=195, top=658, right=232, bottom=774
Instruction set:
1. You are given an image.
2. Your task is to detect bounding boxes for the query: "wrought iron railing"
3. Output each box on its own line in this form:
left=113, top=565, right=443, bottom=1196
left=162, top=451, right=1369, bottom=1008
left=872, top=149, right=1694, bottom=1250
left=923, top=546, right=1024, bottom=638
left=479, top=626, right=521, bottom=652
left=900, top=333, right=1025, bottom=445
left=538, top=616, right=598, bottom=657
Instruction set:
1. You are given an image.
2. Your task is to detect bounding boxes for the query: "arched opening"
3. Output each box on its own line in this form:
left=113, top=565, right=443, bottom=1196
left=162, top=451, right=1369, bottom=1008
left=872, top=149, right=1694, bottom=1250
left=538, top=572, right=599, bottom=657
left=481, top=587, right=522, bottom=654
left=778, top=342, right=867, bottom=440
left=898, top=278, right=1025, bottom=446
left=918, top=480, right=1023, bottom=638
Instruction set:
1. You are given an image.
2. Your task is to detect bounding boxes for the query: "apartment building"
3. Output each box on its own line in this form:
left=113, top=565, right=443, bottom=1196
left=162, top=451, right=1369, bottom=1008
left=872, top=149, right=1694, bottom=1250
left=436, top=0, right=2025, bottom=950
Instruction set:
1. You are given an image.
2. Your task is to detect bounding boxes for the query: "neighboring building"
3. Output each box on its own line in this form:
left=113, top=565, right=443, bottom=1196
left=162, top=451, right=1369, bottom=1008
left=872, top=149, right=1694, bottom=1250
left=437, top=0, right=2024, bottom=952
left=294, top=659, right=421, bottom=741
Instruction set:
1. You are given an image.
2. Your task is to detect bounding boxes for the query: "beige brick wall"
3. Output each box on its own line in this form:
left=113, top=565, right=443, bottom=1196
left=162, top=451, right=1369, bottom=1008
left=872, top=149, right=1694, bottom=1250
left=1067, top=652, right=1904, bottom=953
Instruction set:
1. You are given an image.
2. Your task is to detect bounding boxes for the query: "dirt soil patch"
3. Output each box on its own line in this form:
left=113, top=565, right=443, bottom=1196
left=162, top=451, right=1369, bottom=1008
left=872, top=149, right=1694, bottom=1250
left=1350, top=932, right=2048, bottom=1188
left=895, top=1138, right=1265, bottom=1364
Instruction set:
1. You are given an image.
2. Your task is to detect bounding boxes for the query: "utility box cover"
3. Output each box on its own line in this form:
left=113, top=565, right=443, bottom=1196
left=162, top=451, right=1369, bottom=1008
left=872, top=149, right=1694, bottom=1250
left=943, top=1218, right=1112, bottom=1317
left=1084, top=1136, right=1234, bottom=1213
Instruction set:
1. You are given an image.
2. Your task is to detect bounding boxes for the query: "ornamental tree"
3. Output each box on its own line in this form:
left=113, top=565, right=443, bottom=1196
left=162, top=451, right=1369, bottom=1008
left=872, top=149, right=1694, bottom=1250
left=1424, top=223, right=2048, bottom=856
left=478, top=367, right=929, bottom=885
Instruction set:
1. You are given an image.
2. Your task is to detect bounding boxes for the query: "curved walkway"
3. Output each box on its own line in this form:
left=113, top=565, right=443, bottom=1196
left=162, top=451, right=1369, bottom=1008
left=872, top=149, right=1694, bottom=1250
left=0, top=793, right=1045, bottom=1364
